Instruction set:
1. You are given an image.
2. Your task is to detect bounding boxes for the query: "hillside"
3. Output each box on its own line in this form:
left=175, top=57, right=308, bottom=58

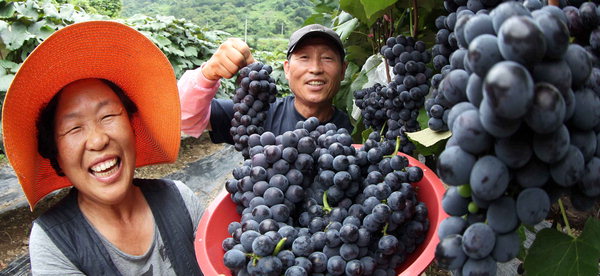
left=121, top=0, right=314, bottom=40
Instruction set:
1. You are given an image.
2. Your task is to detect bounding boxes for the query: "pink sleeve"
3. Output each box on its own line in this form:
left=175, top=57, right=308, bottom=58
left=178, top=66, right=221, bottom=137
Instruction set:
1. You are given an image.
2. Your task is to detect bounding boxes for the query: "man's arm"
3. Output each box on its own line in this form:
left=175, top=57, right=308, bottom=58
left=177, top=38, right=255, bottom=137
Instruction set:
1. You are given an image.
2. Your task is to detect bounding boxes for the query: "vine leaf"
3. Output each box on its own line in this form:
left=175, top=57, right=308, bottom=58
left=406, top=128, right=450, bottom=156
left=333, top=17, right=358, bottom=41
left=0, top=74, right=14, bottom=91
left=524, top=219, right=600, bottom=276
left=359, top=0, right=396, bottom=19
left=0, top=2, right=16, bottom=19
left=339, top=0, right=379, bottom=27
left=580, top=217, right=600, bottom=252
left=1, top=22, right=35, bottom=51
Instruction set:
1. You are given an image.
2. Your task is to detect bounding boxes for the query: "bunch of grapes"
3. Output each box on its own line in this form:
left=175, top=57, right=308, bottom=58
left=222, top=117, right=431, bottom=275
left=561, top=1, right=600, bottom=52
left=230, top=62, right=277, bottom=159
left=433, top=1, right=600, bottom=275
left=354, top=35, right=432, bottom=155
left=426, top=0, right=516, bottom=132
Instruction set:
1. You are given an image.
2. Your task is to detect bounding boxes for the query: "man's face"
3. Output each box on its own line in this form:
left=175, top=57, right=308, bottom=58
left=284, top=36, right=347, bottom=107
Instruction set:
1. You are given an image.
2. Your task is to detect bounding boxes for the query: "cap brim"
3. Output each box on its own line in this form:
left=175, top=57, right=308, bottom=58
left=287, top=31, right=345, bottom=58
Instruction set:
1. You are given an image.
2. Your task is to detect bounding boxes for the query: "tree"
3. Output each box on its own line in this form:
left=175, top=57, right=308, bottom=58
left=89, top=0, right=122, bottom=18
left=293, top=6, right=311, bottom=20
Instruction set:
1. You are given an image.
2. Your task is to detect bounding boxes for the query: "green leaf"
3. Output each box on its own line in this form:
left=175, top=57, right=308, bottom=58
left=0, top=20, right=8, bottom=33
left=406, top=128, right=451, bottom=156
left=28, top=20, right=56, bottom=40
left=153, top=35, right=172, bottom=48
left=360, top=0, right=396, bottom=19
left=417, top=106, right=429, bottom=129
left=0, top=73, right=14, bottom=92
left=0, top=59, right=19, bottom=71
left=0, top=2, right=15, bottom=19
left=334, top=62, right=360, bottom=115
left=361, top=127, right=373, bottom=143
left=339, top=0, right=367, bottom=25
left=517, top=225, right=528, bottom=260
left=13, top=1, right=39, bottom=23
left=580, top=217, right=600, bottom=252
left=335, top=11, right=353, bottom=25
left=345, top=45, right=370, bottom=65
left=183, top=46, right=198, bottom=57
left=334, top=17, right=358, bottom=41
left=524, top=227, right=600, bottom=276
left=1, top=22, right=35, bottom=51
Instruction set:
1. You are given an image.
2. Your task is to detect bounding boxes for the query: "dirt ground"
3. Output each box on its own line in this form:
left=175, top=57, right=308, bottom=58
left=0, top=133, right=222, bottom=271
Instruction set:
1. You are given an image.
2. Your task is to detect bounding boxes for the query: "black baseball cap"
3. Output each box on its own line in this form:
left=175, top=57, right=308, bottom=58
left=286, top=24, right=345, bottom=59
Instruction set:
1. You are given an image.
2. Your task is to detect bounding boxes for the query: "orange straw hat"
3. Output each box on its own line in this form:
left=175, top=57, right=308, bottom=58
left=2, top=21, right=181, bottom=209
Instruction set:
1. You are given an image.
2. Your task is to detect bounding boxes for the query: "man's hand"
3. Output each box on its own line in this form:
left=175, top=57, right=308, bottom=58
left=201, top=38, right=255, bottom=81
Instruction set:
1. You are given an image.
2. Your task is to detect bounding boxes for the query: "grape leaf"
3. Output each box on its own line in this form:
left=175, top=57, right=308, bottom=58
left=333, top=17, right=358, bottom=41
left=0, top=2, right=15, bottom=19
left=524, top=226, right=600, bottom=276
left=0, top=22, right=35, bottom=51
left=359, top=0, right=396, bottom=19
left=0, top=74, right=15, bottom=91
left=339, top=0, right=367, bottom=26
left=580, top=217, right=600, bottom=252
left=417, top=107, right=428, bottom=129
left=406, top=128, right=450, bottom=156
left=339, top=0, right=378, bottom=27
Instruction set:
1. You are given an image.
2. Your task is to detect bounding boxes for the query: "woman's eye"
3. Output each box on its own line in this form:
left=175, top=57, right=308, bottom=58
left=102, top=113, right=121, bottom=121
left=65, top=126, right=81, bottom=135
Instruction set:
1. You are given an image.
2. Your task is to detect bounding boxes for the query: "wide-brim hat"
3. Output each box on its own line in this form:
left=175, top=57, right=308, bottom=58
left=2, top=20, right=181, bottom=209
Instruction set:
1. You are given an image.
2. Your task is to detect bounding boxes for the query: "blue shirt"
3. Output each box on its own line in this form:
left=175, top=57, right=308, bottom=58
left=209, top=95, right=353, bottom=144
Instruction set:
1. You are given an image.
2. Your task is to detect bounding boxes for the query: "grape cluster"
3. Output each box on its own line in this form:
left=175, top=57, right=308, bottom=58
left=222, top=117, right=430, bottom=275
left=434, top=1, right=600, bottom=275
left=561, top=1, right=600, bottom=56
left=426, top=0, right=512, bottom=132
left=354, top=35, right=432, bottom=155
left=231, top=62, right=277, bottom=159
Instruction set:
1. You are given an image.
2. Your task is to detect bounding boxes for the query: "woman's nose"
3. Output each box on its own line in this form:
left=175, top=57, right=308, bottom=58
left=85, top=126, right=109, bottom=151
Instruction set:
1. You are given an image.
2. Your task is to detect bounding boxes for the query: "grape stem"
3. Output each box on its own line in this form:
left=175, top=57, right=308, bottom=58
left=558, top=198, right=574, bottom=237
left=382, top=223, right=389, bottom=236
left=272, top=237, right=288, bottom=256
left=379, top=121, right=387, bottom=137
left=246, top=253, right=260, bottom=266
left=384, top=136, right=401, bottom=158
left=322, top=191, right=332, bottom=214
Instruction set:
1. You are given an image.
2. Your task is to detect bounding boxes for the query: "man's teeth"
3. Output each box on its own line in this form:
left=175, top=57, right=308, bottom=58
left=91, top=158, right=117, bottom=173
left=308, top=81, right=324, bottom=85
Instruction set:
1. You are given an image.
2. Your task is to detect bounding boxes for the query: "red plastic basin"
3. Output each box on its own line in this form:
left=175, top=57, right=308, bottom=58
left=195, top=149, right=447, bottom=275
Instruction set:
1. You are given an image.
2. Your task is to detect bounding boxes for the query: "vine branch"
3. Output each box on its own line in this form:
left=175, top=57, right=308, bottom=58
left=411, top=0, right=418, bottom=37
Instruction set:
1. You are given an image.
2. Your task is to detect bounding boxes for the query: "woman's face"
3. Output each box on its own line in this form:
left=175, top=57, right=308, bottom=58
left=53, top=79, right=136, bottom=205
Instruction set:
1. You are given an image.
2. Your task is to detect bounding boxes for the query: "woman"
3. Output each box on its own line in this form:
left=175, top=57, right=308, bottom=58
left=2, top=21, right=202, bottom=275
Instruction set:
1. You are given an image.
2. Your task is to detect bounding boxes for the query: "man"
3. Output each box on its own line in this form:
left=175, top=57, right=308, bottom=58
left=178, top=24, right=353, bottom=144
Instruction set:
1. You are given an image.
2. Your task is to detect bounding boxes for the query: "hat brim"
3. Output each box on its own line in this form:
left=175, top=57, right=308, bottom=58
left=287, top=30, right=345, bottom=59
left=2, top=21, right=181, bottom=209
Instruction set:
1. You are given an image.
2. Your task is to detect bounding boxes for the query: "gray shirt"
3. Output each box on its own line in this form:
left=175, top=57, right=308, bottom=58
left=29, top=181, right=203, bottom=275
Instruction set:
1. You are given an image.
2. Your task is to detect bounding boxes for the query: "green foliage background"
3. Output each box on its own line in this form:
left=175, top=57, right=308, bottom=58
left=121, top=0, right=314, bottom=52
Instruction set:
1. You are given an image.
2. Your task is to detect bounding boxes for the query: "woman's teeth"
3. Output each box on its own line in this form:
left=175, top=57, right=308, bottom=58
left=90, top=158, right=118, bottom=176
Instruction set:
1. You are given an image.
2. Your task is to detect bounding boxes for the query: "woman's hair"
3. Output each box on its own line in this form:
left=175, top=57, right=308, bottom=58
left=36, top=79, right=138, bottom=176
